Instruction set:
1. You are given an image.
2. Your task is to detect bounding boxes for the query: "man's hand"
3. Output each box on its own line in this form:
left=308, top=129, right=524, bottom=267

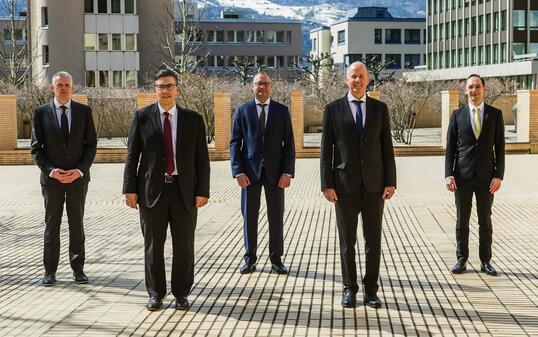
left=278, top=174, right=292, bottom=189
left=383, top=186, right=396, bottom=200
left=52, top=169, right=80, bottom=184
left=489, top=178, right=502, bottom=194
left=323, top=188, right=338, bottom=203
left=236, top=174, right=251, bottom=188
left=195, top=196, right=209, bottom=208
left=445, top=177, right=457, bottom=192
left=125, top=193, right=138, bottom=209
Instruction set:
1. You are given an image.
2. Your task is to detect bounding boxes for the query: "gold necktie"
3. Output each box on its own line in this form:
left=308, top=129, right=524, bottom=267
left=473, top=107, right=481, bottom=139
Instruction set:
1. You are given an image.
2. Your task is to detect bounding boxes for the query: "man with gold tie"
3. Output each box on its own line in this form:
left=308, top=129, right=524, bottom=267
left=445, top=74, right=505, bottom=276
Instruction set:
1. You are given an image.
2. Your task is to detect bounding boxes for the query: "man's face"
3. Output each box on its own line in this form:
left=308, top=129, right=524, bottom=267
left=51, top=76, right=73, bottom=103
left=465, top=76, right=485, bottom=105
left=346, top=64, right=370, bottom=98
left=252, top=74, right=272, bottom=102
left=154, top=76, right=179, bottom=106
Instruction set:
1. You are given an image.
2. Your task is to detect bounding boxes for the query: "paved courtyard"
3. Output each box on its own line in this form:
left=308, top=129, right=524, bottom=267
left=0, top=156, right=537, bottom=337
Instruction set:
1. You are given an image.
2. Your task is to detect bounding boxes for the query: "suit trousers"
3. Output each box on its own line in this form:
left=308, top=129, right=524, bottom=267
left=41, top=179, right=88, bottom=274
left=335, top=189, right=384, bottom=296
left=241, top=169, right=284, bottom=265
left=139, top=181, right=196, bottom=299
left=454, top=178, right=494, bottom=263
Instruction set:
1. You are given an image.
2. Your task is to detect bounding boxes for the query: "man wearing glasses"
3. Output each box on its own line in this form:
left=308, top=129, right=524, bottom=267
left=230, top=72, right=295, bottom=275
left=123, top=69, right=210, bottom=311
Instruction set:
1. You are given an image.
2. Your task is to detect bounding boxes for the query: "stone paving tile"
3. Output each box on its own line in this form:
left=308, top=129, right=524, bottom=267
left=0, top=156, right=537, bottom=336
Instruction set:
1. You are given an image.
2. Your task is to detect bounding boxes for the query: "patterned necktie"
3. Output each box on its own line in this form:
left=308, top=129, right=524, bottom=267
left=257, top=103, right=267, bottom=133
left=352, top=100, right=364, bottom=137
left=60, top=105, right=69, bottom=144
left=163, top=111, right=175, bottom=175
left=473, top=107, right=481, bottom=139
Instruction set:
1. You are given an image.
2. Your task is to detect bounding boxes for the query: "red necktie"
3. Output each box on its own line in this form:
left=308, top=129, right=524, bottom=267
left=163, top=111, right=174, bottom=175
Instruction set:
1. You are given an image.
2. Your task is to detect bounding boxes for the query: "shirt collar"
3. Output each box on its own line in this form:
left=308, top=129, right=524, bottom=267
left=54, top=97, right=72, bottom=110
left=158, top=103, right=177, bottom=116
left=469, top=101, right=485, bottom=112
left=255, top=97, right=271, bottom=106
left=347, top=92, right=366, bottom=103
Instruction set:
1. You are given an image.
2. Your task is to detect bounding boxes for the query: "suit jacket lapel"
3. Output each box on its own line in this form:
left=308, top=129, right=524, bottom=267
left=463, top=105, right=475, bottom=139
left=341, top=95, right=355, bottom=126
left=247, top=100, right=262, bottom=137
left=363, top=96, right=374, bottom=135
left=151, top=103, right=163, bottom=136
left=175, top=105, right=184, bottom=158
left=480, top=104, right=490, bottom=138
left=264, top=100, right=275, bottom=135
left=48, top=101, right=61, bottom=132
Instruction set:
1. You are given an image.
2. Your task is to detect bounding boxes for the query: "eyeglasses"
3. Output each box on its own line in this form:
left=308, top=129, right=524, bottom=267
left=253, top=81, right=271, bottom=87
left=155, top=83, right=177, bottom=90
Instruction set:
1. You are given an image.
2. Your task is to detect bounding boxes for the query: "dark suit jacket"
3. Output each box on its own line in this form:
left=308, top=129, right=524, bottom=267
left=230, top=99, right=295, bottom=185
left=122, top=103, right=210, bottom=211
left=445, top=103, right=505, bottom=181
left=30, top=100, right=97, bottom=186
left=320, top=95, right=396, bottom=194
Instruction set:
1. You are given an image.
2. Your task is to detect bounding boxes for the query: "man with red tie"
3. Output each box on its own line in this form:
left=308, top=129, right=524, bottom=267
left=123, top=69, right=210, bottom=311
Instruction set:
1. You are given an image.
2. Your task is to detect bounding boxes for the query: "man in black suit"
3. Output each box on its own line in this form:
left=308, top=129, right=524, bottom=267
left=320, top=62, right=396, bottom=309
left=230, top=72, right=295, bottom=275
left=31, top=71, right=97, bottom=286
left=445, top=74, right=505, bottom=276
left=123, top=69, right=210, bottom=311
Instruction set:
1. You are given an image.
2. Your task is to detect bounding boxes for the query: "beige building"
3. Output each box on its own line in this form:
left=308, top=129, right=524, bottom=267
left=405, top=0, right=538, bottom=89
left=29, top=0, right=170, bottom=87
left=0, top=13, right=28, bottom=83
left=310, top=7, right=427, bottom=78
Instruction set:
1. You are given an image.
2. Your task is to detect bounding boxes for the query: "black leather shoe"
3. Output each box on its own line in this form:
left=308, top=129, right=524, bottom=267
left=175, top=296, right=190, bottom=310
left=481, top=262, right=498, bottom=276
left=240, top=262, right=256, bottom=274
left=146, top=296, right=163, bottom=311
left=342, top=289, right=356, bottom=308
left=73, top=271, right=89, bottom=284
left=451, top=258, right=467, bottom=274
left=364, top=294, right=382, bottom=309
left=271, top=262, right=288, bottom=275
left=42, top=272, right=56, bottom=286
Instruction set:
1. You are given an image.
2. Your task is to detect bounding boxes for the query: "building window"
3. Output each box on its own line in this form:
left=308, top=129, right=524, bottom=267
left=530, top=43, right=538, bottom=54
left=267, top=56, right=275, bottom=68
left=247, top=30, right=263, bottom=43
left=493, top=44, right=499, bottom=63
left=41, top=7, right=48, bottom=27
left=287, top=31, right=292, bottom=44
left=126, top=70, right=137, bottom=88
left=84, top=0, right=94, bottom=13
left=3, top=29, right=24, bottom=42
left=501, top=10, right=507, bottom=31
left=365, top=54, right=382, bottom=65
left=531, top=11, right=538, bottom=30
left=42, top=45, right=49, bottom=65
left=276, top=56, right=284, bottom=68
left=513, top=43, right=526, bottom=57
left=404, top=29, right=420, bottom=44
left=112, top=71, right=122, bottom=87
left=451, top=21, right=456, bottom=38
left=485, top=45, right=491, bottom=64
left=125, top=34, right=136, bottom=50
left=478, top=46, right=484, bottom=65
left=423, top=29, right=426, bottom=43
left=98, top=0, right=107, bottom=13
left=471, top=47, right=476, bottom=65
left=208, top=30, right=224, bottom=43
left=427, top=26, right=431, bottom=43
left=404, top=54, right=420, bottom=69
left=235, top=30, right=245, bottom=42
left=86, top=71, right=96, bottom=87
left=112, top=34, right=122, bottom=50
left=254, top=56, right=264, bottom=66
left=501, top=43, right=507, bottom=62
left=226, top=31, right=234, bottom=43
left=226, top=56, right=236, bottom=67
left=458, top=19, right=462, bottom=37
left=337, top=30, right=345, bottom=44
left=344, top=54, right=362, bottom=65
left=374, top=29, right=382, bottom=44
left=513, top=10, right=526, bottom=31
left=112, top=0, right=121, bottom=13
left=98, top=33, right=108, bottom=50
left=385, top=29, right=401, bottom=44
left=312, top=38, right=317, bottom=51
left=458, top=49, right=463, bottom=66
left=125, top=0, right=135, bottom=14
left=276, top=31, right=285, bottom=43
left=287, top=56, right=298, bottom=68
left=464, top=48, right=469, bottom=66
left=451, top=50, right=456, bottom=67
left=99, top=70, right=109, bottom=87
left=486, top=13, right=491, bottom=33
left=478, top=15, right=483, bottom=34
left=385, top=54, right=401, bottom=69
left=494, top=12, right=499, bottom=32
left=464, top=18, right=469, bottom=36
left=84, top=33, right=97, bottom=51
left=471, top=16, right=476, bottom=35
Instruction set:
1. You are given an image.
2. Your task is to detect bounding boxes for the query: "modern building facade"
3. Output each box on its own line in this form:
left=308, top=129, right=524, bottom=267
left=181, top=10, right=302, bottom=72
left=0, top=12, right=28, bottom=83
left=29, top=0, right=169, bottom=87
left=405, top=0, right=538, bottom=89
left=310, top=7, right=426, bottom=78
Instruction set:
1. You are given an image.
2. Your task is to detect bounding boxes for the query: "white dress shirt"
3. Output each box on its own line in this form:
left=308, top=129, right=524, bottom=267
left=158, top=103, right=178, bottom=175
left=347, top=92, right=367, bottom=127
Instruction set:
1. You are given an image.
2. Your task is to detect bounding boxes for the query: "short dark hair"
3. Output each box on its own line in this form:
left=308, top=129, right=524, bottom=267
left=466, top=74, right=485, bottom=86
left=154, top=69, right=178, bottom=84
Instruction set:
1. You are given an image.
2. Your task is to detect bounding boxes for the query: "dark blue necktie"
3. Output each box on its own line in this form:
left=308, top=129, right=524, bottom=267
left=60, top=105, right=69, bottom=144
left=353, top=100, right=363, bottom=137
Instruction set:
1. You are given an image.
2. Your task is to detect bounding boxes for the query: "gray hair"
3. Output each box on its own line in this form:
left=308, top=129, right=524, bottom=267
left=252, top=72, right=271, bottom=85
left=346, top=61, right=368, bottom=76
left=51, top=71, right=73, bottom=85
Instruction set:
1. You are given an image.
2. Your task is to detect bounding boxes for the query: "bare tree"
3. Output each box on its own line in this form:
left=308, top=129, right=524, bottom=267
left=0, top=0, right=39, bottom=86
left=363, top=54, right=395, bottom=90
left=226, top=56, right=255, bottom=86
left=296, top=52, right=335, bottom=96
left=155, top=0, right=208, bottom=77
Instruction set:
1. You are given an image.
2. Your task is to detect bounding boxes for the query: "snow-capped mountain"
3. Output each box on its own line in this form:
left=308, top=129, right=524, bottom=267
left=196, top=0, right=426, bottom=53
